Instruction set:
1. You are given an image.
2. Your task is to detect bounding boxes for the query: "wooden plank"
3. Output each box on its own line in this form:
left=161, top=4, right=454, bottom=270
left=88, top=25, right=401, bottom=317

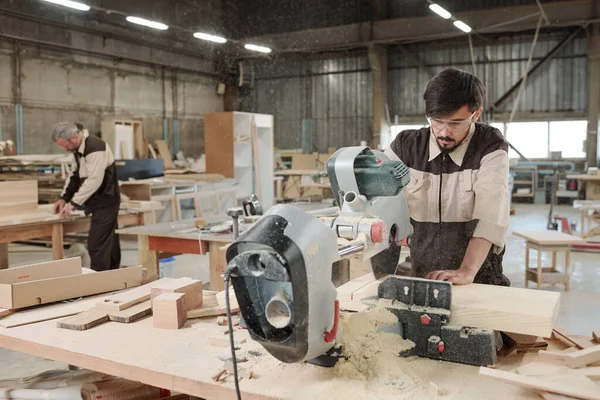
left=153, top=292, right=187, bottom=329
left=352, top=276, right=560, bottom=337
left=517, top=361, right=600, bottom=381
left=96, top=284, right=152, bottom=311
left=553, top=328, right=584, bottom=349
left=155, top=140, right=174, bottom=169
left=108, top=301, right=152, bottom=323
left=0, top=257, right=81, bottom=284
left=564, top=345, right=600, bottom=368
left=119, top=183, right=152, bottom=201
left=513, top=231, right=585, bottom=245
left=150, top=277, right=203, bottom=310
left=56, top=309, right=109, bottom=331
left=4, top=267, right=143, bottom=309
left=204, top=112, right=234, bottom=178
left=51, top=223, right=64, bottom=260
left=0, top=294, right=106, bottom=328
left=450, top=282, right=560, bottom=337
left=479, top=367, right=600, bottom=400
left=0, top=180, right=38, bottom=217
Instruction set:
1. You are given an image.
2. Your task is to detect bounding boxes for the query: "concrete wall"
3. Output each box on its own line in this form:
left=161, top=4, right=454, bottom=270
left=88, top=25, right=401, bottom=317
left=0, top=0, right=225, bottom=156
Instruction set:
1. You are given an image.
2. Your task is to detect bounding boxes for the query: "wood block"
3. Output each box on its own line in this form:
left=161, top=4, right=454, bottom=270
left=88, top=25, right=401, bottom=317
left=57, top=309, right=110, bottom=331
left=479, top=367, right=600, bottom=400
left=564, top=345, right=600, bottom=368
left=594, top=331, right=600, bottom=344
left=153, top=293, right=187, bottom=329
left=155, top=140, right=173, bottom=169
left=150, top=278, right=203, bottom=310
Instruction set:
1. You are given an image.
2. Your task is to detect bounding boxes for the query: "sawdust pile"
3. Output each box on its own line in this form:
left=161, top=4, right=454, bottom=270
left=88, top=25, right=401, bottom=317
left=242, top=305, right=532, bottom=399
left=291, top=307, right=441, bottom=400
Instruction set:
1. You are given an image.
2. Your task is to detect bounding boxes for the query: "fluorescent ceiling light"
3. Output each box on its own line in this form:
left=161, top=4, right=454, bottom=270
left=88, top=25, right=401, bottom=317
left=453, top=20, right=472, bottom=33
left=428, top=3, right=451, bottom=19
left=244, top=44, right=272, bottom=53
left=41, top=0, right=91, bottom=11
left=126, top=16, right=168, bottom=31
left=193, top=32, right=227, bottom=44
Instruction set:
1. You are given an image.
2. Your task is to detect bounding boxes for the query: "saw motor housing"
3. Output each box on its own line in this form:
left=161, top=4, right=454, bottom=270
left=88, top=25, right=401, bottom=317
left=226, top=146, right=413, bottom=363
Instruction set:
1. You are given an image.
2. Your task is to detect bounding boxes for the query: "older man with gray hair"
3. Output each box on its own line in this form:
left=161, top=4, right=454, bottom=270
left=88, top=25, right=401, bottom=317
left=52, top=122, right=121, bottom=271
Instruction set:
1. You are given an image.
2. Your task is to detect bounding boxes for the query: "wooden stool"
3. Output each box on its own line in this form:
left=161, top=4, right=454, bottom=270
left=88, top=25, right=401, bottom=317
left=524, top=241, right=571, bottom=291
left=514, top=231, right=585, bottom=292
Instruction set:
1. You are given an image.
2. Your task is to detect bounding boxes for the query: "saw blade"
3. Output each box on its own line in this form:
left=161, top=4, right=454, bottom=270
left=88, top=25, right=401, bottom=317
left=369, top=240, right=401, bottom=279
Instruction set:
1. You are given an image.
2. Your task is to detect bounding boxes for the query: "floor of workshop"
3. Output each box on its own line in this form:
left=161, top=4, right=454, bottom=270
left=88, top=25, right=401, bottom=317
left=1, top=203, right=599, bottom=380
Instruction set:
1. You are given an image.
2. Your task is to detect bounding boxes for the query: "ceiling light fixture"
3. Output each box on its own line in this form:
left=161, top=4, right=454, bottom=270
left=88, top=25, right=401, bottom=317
left=193, top=32, right=227, bottom=44
left=125, top=16, right=168, bottom=31
left=244, top=44, right=272, bottom=54
left=453, top=20, right=472, bottom=33
left=428, top=3, right=451, bottom=19
left=40, top=0, right=91, bottom=11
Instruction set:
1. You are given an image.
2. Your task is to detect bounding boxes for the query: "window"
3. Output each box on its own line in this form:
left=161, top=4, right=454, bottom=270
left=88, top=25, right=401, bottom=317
left=549, top=120, right=587, bottom=159
left=505, top=122, right=549, bottom=159
left=381, top=124, right=426, bottom=149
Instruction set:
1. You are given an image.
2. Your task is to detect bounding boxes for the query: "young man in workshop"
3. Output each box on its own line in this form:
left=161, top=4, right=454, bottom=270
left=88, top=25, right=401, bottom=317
left=51, top=122, right=121, bottom=271
left=385, top=67, right=510, bottom=286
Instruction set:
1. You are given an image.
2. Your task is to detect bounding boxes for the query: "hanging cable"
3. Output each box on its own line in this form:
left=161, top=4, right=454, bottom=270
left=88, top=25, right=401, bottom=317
left=223, top=270, right=242, bottom=400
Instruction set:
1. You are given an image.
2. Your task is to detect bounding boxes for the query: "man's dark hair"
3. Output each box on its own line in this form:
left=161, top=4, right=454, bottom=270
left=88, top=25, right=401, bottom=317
left=423, top=68, right=485, bottom=118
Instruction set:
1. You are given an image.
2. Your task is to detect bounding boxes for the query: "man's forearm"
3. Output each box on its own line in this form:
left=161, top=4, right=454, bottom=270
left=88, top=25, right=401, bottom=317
left=459, top=237, right=493, bottom=277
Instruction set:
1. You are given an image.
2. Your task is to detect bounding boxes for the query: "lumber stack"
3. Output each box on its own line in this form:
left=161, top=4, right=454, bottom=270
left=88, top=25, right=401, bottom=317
left=337, top=274, right=560, bottom=337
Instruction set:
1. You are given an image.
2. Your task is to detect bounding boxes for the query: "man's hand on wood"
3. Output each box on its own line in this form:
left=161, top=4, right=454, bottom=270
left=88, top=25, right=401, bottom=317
left=425, top=268, right=475, bottom=285
left=53, top=199, right=66, bottom=214
left=59, top=203, right=76, bottom=217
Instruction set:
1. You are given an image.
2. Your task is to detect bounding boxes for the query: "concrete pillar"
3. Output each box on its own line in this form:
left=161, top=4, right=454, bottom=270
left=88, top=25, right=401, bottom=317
left=368, top=44, right=389, bottom=149
left=587, top=2, right=600, bottom=168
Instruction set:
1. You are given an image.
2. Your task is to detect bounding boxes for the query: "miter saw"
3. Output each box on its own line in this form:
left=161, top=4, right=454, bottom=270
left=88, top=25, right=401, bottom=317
left=224, top=146, right=411, bottom=363
left=224, top=146, right=497, bottom=375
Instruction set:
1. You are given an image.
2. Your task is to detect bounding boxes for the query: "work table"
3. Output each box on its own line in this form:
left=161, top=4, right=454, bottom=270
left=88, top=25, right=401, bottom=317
left=0, top=308, right=550, bottom=400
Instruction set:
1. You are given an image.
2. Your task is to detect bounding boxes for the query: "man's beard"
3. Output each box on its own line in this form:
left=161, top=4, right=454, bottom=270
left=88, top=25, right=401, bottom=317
left=436, top=134, right=468, bottom=152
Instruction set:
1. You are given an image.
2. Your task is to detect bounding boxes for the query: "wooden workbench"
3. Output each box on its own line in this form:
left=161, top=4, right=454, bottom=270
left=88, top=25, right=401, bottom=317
left=116, top=219, right=232, bottom=291
left=0, top=204, right=156, bottom=270
left=0, top=306, right=547, bottom=400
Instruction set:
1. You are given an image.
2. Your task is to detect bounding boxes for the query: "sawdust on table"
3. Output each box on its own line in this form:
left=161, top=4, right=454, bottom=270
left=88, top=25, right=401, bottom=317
left=241, top=305, right=538, bottom=399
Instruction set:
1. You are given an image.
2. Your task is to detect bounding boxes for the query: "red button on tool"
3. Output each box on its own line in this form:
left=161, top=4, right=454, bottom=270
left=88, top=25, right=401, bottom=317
left=438, top=342, right=445, bottom=353
left=370, top=221, right=387, bottom=243
left=420, top=314, right=431, bottom=325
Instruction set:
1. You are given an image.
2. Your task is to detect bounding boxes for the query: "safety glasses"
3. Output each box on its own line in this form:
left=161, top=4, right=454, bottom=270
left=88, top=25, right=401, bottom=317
left=427, top=111, right=476, bottom=132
